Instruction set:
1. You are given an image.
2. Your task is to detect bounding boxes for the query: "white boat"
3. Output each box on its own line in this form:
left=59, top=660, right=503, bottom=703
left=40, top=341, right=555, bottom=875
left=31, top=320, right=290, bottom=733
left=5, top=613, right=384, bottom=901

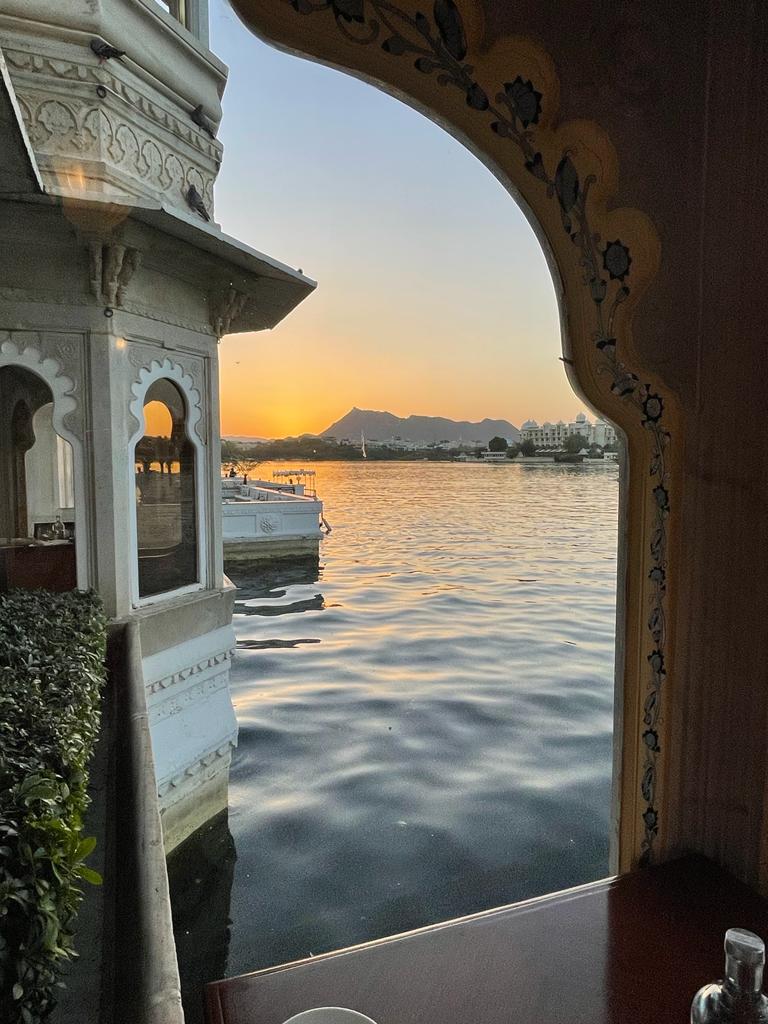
left=480, top=450, right=509, bottom=463
left=221, top=468, right=328, bottom=563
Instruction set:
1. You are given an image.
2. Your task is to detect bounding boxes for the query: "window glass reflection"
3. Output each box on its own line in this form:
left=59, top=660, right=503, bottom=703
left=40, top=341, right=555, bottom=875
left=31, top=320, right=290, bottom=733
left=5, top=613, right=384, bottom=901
left=0, top=369, right=77, bottom=592
left=135, top=379, right=197, bottom=598
left=151, top=0, right=188, bottom=29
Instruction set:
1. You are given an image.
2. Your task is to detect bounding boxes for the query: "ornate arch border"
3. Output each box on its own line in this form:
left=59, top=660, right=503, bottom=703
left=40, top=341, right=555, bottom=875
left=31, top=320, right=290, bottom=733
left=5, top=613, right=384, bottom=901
left=128, top=357, right=210, bottom=606
left=0, top=337, right=91, bottom=590
left=231, top=0, right=676, bottom=871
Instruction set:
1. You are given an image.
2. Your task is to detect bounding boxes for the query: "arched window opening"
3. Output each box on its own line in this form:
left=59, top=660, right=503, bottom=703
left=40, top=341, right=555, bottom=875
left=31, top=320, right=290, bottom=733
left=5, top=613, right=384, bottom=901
left=135, top=378, right=198, bottom=598
left=0, top=367, right=77, bottom=592
left=26, top=404, right=75, bottom=535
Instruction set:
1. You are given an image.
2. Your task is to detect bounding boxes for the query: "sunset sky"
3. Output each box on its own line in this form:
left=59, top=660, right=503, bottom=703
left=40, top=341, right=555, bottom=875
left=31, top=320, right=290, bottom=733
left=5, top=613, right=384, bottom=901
left=211, top=0, right=580, bottom=439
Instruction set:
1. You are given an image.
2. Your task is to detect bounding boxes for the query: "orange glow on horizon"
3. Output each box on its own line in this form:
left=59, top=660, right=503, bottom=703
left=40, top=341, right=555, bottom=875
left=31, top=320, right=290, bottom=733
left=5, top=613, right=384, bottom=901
left=209, top=3, right=586, bottom=443
left=218, top=319, right=582, bottom=439
left=217, top=275, right=581, bottom=439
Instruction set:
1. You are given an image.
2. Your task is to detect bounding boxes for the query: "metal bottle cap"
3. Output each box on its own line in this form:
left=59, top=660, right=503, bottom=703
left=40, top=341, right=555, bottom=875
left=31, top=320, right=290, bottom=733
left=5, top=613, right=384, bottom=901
left=725, top=929, right=765, bottom=967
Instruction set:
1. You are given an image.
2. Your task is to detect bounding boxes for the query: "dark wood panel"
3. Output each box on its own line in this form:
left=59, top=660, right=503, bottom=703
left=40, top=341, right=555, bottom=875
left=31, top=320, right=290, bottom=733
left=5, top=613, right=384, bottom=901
left=0, top=543, right=76, bottom=592
left=206, top=857, right=768, bottom=1024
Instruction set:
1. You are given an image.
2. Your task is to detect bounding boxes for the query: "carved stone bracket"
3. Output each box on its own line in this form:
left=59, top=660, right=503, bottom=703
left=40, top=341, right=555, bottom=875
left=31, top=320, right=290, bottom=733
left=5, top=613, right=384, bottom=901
left=88, top=241, right=142, bottom=307
left=209, top=286, right=248, bottom=337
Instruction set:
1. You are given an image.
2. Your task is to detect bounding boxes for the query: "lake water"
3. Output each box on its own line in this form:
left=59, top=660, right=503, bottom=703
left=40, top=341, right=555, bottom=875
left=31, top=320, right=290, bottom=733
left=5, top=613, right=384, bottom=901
left=169, top=459, right=619, bottom=1017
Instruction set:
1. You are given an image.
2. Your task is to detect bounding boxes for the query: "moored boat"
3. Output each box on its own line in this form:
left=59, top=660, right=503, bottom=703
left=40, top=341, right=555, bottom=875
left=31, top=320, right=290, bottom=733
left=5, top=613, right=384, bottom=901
left=221, top=468, right=328, bottom=564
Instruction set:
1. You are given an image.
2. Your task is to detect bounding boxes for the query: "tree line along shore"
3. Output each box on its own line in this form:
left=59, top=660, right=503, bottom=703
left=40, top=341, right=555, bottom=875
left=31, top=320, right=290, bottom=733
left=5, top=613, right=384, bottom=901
left=221, top=433, right=619, bottom=465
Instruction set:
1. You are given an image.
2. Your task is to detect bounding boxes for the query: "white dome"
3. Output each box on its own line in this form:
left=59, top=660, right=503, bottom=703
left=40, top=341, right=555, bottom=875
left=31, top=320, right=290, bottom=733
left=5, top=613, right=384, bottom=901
left=575, top=411, right=587, bottom=422
left=521, top=419, right=538, bottom=429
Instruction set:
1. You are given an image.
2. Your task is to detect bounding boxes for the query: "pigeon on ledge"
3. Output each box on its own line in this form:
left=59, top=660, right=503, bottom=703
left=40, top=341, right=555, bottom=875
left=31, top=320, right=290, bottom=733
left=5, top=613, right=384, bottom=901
left=191, top=104, right=217, bottom=139
left=90, top=38, right=126, bottom=62
left=185, top=185, right=210, bottom=222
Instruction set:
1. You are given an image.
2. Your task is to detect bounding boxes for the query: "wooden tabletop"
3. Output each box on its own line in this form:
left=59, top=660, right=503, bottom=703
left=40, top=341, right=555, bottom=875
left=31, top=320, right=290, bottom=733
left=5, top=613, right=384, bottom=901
left=206, top=856, right=768, bottom=1024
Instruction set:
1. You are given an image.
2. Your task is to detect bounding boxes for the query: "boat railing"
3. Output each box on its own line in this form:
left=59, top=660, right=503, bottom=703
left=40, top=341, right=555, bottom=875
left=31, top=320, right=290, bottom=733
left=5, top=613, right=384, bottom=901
left=221, top=480, right=320, bottom=504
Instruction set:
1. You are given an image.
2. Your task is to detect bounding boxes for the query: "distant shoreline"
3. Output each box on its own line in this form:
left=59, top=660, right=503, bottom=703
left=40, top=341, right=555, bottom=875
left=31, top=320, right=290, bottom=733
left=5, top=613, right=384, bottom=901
left=222, top=439, right=617, bottom=465
left=222, top=453, right=618, bottom=466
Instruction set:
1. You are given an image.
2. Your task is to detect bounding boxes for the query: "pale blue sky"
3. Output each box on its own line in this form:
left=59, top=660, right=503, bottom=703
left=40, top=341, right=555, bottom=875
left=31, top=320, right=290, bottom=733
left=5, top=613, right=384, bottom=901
left=210, top=0, right=577, bottom=437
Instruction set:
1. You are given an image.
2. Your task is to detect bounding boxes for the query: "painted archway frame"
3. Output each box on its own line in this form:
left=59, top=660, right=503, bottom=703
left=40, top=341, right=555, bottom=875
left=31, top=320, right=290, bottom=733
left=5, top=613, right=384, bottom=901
left=230, top=0, right=680, bottom=873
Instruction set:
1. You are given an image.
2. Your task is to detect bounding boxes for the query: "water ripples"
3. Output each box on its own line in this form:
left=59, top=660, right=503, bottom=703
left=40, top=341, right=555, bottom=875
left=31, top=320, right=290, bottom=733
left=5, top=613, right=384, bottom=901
left=169, top=460, right=619, bottom=1010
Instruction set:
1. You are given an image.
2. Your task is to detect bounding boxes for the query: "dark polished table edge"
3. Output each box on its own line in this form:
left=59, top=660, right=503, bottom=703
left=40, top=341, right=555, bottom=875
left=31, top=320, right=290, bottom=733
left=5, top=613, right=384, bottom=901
left=206, top=855, right=768, bottom=1024
left=221, top=871, right=617, bottom=981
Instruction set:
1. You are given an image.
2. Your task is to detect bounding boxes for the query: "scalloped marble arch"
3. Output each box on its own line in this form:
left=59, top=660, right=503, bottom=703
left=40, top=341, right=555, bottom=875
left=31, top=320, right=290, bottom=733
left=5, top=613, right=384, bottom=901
left=128, top=357, right=205, bottom=447
left=229, top=0, right=677, bottom=872
left=0, top=338, right=78, bottom=447
left=0, top=338, right=91, bottom=588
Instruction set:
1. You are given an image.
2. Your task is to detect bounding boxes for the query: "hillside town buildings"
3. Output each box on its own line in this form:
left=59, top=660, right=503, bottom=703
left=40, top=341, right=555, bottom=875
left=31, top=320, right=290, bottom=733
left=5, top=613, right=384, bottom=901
left=333, top=412, right=616, bottom=451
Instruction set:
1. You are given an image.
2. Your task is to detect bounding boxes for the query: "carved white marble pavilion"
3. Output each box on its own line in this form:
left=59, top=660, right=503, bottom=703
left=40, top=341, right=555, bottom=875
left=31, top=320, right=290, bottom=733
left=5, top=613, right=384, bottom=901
left=0, top=0, right=315, bottom=851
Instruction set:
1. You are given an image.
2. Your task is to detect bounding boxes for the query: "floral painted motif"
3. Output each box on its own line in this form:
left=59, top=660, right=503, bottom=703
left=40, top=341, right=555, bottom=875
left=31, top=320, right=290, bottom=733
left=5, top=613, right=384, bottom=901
left=642, top=807, right=659, bottom=834
left=647, top=650, right=665, bottom=675
left=282, top=0, right=670, bottom=866
left=433, top=0, right=467, bottom=60
left=642, top=393, right=663, bottom=424
left=501, top=77, right=542, bottom=128
left=643, top=729, right=660, bottom=752
left=603, top=240, right=632, bottom=281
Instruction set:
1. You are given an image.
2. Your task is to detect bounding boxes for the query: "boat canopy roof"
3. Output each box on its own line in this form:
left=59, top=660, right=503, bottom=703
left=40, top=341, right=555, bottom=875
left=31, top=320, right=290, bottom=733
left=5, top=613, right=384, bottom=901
left=272, top=469, right=315, bottom=478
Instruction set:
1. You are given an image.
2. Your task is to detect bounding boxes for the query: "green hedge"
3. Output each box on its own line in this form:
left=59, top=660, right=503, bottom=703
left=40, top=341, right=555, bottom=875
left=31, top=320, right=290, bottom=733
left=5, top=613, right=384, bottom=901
left=0, top=590, right=107, bottom=1024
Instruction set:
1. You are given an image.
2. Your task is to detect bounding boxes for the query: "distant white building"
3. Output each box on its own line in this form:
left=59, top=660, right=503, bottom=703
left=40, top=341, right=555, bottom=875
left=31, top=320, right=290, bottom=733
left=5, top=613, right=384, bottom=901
left=520, top=412, right=617, bottom=447
left=589, top=417, right=617, bottom=447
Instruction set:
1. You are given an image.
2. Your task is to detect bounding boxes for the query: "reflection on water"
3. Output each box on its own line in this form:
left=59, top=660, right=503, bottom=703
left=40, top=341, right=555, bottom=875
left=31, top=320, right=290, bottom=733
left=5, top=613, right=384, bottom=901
left=169, top=460, right=619, bottom=1013
left=237, top=638, right=322, bottom=650
left=167, top=812, right=236, bottom=1024
left=232, top=560, right=325, bottom=617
